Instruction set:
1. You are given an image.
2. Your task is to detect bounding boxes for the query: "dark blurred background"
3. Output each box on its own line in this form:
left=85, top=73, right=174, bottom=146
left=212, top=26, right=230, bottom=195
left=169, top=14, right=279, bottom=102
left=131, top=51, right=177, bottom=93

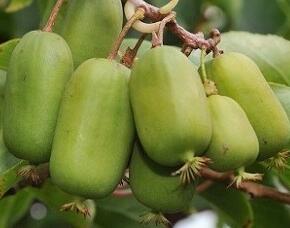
left=1, top=0, right=290, bottom=43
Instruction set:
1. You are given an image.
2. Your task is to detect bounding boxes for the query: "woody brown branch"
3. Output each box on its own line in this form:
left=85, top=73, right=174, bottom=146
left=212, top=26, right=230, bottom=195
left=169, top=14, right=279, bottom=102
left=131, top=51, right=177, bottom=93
left=200, top=168, right=290, bottom=205
left=43, top=0, right=66, bottom=32
left=128, top=0, right=221, bottom=55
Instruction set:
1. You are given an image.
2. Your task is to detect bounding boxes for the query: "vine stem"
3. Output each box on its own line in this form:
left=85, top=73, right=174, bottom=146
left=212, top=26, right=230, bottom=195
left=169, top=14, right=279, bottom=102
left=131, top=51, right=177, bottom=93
left=108, top=8, right=145, bottom=60
left=42, top=0, right=65, bottom=32
left=2, top=165, right=290, bottom=207
left=200, top=168, right=290, bottom=205
left=152, top=12, right=176, bottom=47
left=129, top=0, right=222, bottom=55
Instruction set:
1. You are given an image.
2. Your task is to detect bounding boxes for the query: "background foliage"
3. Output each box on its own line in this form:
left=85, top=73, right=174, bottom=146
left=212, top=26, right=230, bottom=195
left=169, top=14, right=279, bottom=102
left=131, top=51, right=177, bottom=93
left=1, top=0, right=290, bottom=227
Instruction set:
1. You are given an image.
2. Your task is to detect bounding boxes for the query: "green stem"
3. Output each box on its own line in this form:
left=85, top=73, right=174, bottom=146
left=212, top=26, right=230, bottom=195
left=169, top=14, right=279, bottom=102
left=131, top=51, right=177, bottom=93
left=200, top=49, right=208, bottom=83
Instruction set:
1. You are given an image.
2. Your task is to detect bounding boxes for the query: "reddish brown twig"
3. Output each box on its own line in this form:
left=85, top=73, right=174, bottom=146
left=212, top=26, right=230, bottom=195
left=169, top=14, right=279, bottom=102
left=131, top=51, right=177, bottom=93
left=200, top=168, right=290, bottom=204
left=42, top=0, right=65, bottom=32
left=128, top=0, right=222, bottom=55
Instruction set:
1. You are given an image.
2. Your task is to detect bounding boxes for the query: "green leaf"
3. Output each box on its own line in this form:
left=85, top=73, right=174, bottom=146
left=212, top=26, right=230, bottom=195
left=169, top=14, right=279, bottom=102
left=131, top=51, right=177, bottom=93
left=0, top=124, right=25, bottom=198
left=199, top=183, right=254, bottom=228
left=268, top=83, right=290, bottom=189
left=0, top=160, right=26, bottom=198
left=95, top=195, right=162, bottom=228
left=234, top=0, right=286, bottom=34
left=0, top=39, right=20, bottom=70
left=269, top=82, right=290, bottom=121
left=251, top=198, right=290, bottom=228
left=219, top=31, right=290, bottom=86
left=31, top=180, right=95, bottom=227
left=5, top=0, right=33, bottom=13
left=0, top=188, right=35, bottom=228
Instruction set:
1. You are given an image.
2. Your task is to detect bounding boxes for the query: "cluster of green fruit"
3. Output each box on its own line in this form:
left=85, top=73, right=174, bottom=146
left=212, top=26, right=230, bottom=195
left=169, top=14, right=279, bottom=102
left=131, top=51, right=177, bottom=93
left=1, top=0, right=290, bottom=218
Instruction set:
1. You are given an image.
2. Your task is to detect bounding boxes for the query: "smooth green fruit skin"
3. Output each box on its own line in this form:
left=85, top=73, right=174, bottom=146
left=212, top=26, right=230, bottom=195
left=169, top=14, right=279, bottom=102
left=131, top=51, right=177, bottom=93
left=3, top=31, right=73, bottom=164
left=50, top=59, right=134, bottom=199
left=205, top=95, right=259, bottom=171
left=205, top=52, right=290, bottom=161
left=130, top=143, right=194, bottom=213
left=59, top=0, right=123, bottom=67
left=130, top=46, right=212, bottom=167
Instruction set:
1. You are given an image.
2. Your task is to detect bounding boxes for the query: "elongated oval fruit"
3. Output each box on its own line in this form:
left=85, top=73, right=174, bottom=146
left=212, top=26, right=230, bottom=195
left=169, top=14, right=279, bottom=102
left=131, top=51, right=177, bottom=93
left=130, top=46, right=212, bottom=167
left=130, top=143, right=194, bottom=213
left=50, top=59, right=134, bottom=199
left=58, top=0, right=123, bottom=67
left=3, top=31, right=73, bottom=164
left=205, top=95, right=259, bottom=171
left=205, top=52, right=290, bottom=161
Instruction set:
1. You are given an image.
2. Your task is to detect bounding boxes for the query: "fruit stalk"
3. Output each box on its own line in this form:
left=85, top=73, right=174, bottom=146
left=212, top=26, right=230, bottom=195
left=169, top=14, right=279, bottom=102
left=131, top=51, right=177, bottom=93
left=121, top=33, right=147, bottom=68
left=200, top=168, right=290, bottom=205
left=152, top=12, right=176, bottom=47
left=43, top=0, right=66, bottom=32
left=108, top=7, right=145, bottom=60
left=129, top=0, right=222, bottom=55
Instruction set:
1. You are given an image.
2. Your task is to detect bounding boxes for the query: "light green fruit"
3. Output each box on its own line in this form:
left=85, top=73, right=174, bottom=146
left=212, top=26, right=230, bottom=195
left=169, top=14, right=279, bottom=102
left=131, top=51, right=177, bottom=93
left=205, top=95, right=259, bottom=171
left=50, top=59, right=134, bottom=199
left=130, top=143, right=194, bottom=213
left=205, top=52, right=290, bottom=161
left=3, top=31, right=73, bottom=164
left=58, top=0, right=123, bottom=67
left=130, top=46, right=212, bottom=167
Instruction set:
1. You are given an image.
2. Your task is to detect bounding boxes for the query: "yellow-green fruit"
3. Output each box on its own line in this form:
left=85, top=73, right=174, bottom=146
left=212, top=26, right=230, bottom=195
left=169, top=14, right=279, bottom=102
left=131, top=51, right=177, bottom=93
left=50, top=59, right=134, bottom=199
left=205, top=95, right=259, bottom=171
left=58, top=0, right=123, bottom=67
left=3, top=31, right=73, bottom=164
left=130, top=143, right=194, bottom=213
left=205, top=52, right=290, bottom=161
left=130, top=46, right=212, bottom=167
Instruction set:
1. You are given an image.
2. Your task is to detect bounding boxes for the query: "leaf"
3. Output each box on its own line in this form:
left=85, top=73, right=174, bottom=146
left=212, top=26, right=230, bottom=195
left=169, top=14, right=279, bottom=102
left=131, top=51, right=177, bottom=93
left=269, top=82, right=290, bottom=121
left=219, top=31, right=290, bottom=86
left=0, top=181, right=95, bottom=227
left=268, top=83, right=290, bottom=189
left=95, top=195, right=162, bottom=228
left=233, top=0, right=286, bottom=34
left=5, top=0, right=33, bottom=13
left=199, top=183, right=254, bottom=228
left=251, top=198, right=290, bottom=228
left=31, top=180, right=95, bottom=227
left=0, top=132, right=24, bottom=199
left=3, top=0, right=32, bottom=13
left=0, top=39, right=20, bottom=71
left=0, top=188, right=35, bottom=228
